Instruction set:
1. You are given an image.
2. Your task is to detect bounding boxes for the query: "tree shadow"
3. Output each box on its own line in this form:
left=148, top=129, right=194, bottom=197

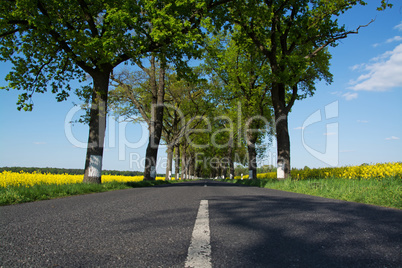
left=153, top=179, right=255, bottom=188
left=208, top=194, right=402, bottom=267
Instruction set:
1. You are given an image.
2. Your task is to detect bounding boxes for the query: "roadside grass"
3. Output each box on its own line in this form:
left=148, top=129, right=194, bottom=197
left=2, top=176, right=400, bottom=209
left=223, top=177, right=401, bottom=209
left=0, top=180, right=173, bottom=206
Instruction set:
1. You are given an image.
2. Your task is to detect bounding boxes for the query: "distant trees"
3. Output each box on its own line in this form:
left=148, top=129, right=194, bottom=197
left=109, top=59, right=212, bottom=180
left=110, top=54, right=168, bottom=181
left=203, top=30, right=274, bottom=179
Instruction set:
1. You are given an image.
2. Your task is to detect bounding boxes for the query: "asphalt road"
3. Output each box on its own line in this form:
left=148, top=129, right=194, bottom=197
left=1, top=180, right=401, bottom=267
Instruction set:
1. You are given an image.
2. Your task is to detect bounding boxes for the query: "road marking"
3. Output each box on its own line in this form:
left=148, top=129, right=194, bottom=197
left=185, top=200, right=212, bottom=268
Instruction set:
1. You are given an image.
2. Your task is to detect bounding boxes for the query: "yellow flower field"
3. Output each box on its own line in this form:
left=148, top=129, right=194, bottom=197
left=230, top=162, right=402, bottom=181
left=291, top=162, right=402, bottom=180
left=0, top=171, right=166, bottom=188
left=1, top=162, right=401, bottom=188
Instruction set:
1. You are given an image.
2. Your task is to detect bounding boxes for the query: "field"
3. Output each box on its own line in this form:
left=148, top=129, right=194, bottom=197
left=0, top=162, right=401, bottom=208
left=226, top=162, right=402, bottom=209
left=236, top=162, right=402, bottom=180
left=0, top=171, right=167, bottom=188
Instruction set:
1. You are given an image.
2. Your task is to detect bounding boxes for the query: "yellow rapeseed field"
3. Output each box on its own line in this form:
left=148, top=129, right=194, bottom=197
left=1, top=162, right=401, bottom=188
left=0, top=171, right=165, bottom=188
left=231, top=162, right=402, bottom=181
left=291, top=162, right=402, bottom=180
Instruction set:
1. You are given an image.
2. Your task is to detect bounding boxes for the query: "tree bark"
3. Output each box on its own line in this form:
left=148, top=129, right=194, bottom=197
left=181, top=148, right=187, bottom=180
left=275, top=110, right=290, bottom=180
left=188, top=153, right=195, bottom=179
left=174, top=144, right=180, bottom=180
left=143, top=57, right=166, bottom=181
left=247, top=142, right=257, bottom=180
left=211, top=168, right=216, bottom=179
left=229, top=156, right=235, bottom=180
left=165, top=145, right=173, bottom=180
left=228, top=136, right=235, bottom=179
left=246, top=129, right=258, bottom=180
left=83, top=71, right=110, bottom=183
left=272, top=83, right=291, bottom=180
left=221, top=160, right=228, bottom=179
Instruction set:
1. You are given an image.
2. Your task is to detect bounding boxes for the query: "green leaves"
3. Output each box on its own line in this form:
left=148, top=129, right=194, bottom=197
left=1, top=0, right=209, bottom=110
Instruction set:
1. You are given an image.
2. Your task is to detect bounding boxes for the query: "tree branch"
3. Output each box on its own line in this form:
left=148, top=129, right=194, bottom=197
left=77, top=0, right=99, bottom=37
left=285, top=84, right=298, bottom=113
left=1, top=19, right=33, bottom=37
left=36, top=0, right=95, bottom=75
left=0, top=28, right=19, bottom=38
left=111, top=74, right=151, bottom=125
left=305, top=19, right=375, bottom=59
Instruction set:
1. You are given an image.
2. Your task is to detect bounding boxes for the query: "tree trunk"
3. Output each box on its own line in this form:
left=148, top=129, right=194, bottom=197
left=196, top=163, right=202, bottom=178
left=229, top=157, right=235, bottom=180
left=246, top=129, right=258, bottom=180
left=174, top=144, right=180, bottom=180
left=211, top=168, right=216, bottom=179
left=189, top=154, right=195, bottom=179
left=275, top=110, right=290, bottom=180
left=228, top=137, right=235, bottom=179
left=143, top=57, right=166, bottom=181
left=83, top=71, right=110, bottom=184
left=222, top=160, right=228, bottom=179
left=181, top=148, right=187, bottom=180
left=272, top=83, right=291, bottom=180
left=247, top=143, right=257, bottom=180
left=165, top=145, right=173, bottom=180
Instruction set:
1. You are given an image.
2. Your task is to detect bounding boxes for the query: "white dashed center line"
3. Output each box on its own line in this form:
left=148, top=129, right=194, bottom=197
left=185, top=200, right=212, bottom=268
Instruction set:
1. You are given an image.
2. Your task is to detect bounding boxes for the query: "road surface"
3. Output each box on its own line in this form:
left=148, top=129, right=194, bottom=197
left=1, top=180, right=401, bottom=267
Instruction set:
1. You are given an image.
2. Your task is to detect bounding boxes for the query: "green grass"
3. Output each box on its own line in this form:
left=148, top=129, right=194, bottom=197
left=3, top=178, right=400, bottom=209
left=0, top=180, right=171, bottom=206
left=223, top=177, right=402, bottom=209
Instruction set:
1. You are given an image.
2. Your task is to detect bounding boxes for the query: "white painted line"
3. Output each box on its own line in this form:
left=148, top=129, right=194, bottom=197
left=185, top=200, right=212, bottom=268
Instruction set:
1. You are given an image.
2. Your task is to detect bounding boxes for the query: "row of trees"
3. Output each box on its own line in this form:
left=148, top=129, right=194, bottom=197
left=0, top=0, right=392, bottom=183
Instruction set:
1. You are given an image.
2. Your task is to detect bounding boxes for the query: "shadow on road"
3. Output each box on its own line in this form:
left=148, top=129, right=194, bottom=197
left=155, top=179, right=252, bottom=188
left=208, top=193, right=402, bottom=267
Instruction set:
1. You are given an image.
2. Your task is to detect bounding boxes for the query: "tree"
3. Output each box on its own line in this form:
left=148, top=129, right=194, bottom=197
left=162, top=70, right=211, bottom=180
left=203, top=30, right=274, bottom=179
left=110, top=61, right=208, bottom=180
left=218, top=0, right=388, bottom=179
left=0, top=0, right=210, bottom=183
left=110, top=55, right=167, bottom=181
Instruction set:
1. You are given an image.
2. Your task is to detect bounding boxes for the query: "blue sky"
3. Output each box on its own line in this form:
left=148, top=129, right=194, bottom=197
left=1, top=2, right=401, bottom=173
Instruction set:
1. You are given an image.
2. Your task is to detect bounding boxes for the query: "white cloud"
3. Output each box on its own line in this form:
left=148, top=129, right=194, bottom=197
left=386, top=36, right=402, bottom=44
left=357, top=120, right=369, bottom=123
left=350, top=63, right=365, bottom=71
left=342, top=92, right=358, bottom=100
left=33, top=142, right=46, bottom=145
left=385, top=136, right=400, bottom=140
left=394, top=22, right=402, bottom=31
left=349, top=44, right=402, bottom=91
